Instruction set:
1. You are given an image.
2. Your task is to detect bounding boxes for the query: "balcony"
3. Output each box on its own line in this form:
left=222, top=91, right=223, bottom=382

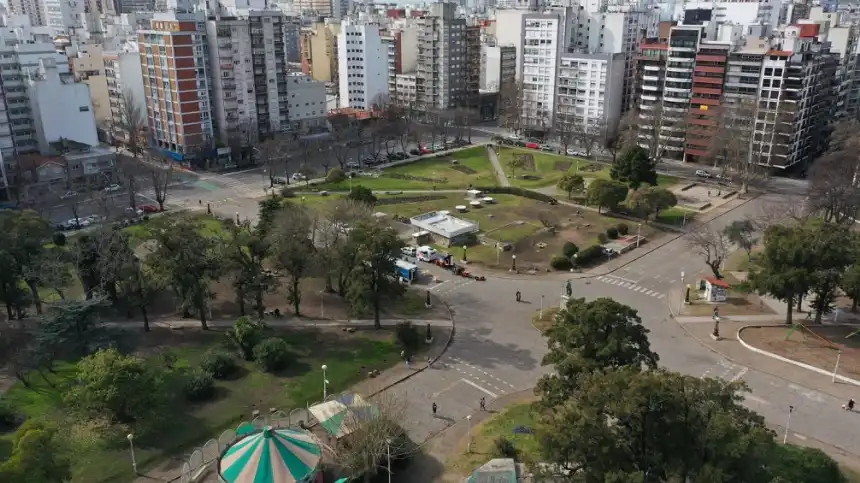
left=686, top=147, right=709, bottom=157
left=693, top=76, right=722, bottom=85
left=696, top=54, right=726, bottom=63
left=688, top=117, right=717, bottom=127
left=694, top=65, right=725, bottom=74
left=692, top=87, right=722, bottom=96
left=691, top=97, right=720, bottom=106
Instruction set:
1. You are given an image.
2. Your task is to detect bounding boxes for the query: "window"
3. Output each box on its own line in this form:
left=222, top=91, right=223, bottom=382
left=79, top=106, right=90, bottom=112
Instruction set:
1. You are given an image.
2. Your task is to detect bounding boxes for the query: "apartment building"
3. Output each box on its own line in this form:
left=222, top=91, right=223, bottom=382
left=480, top=44, right=516, bottom=92
left=206, top=10, right=296, bottom=144
left=415, top=2, right=472, bottom=113
left=285, top=72, right=327, bottom=129
left=8, top=0, right=46, bottom=27
left=139, top=12, right=214, bottom=160
left=300, top=20, right=341, bottom=84
left=104, top=48, right=146, bottom=145
left=337, top=20, right=388, bottom=109
left=556, top=53, right=625, bottom=131
left=382, top=29, right=418, bottom=103
left=684, top=41, right=730, bottom=162
left=295, top=0, right=350, bottom=19
left=394, top=73, right=417, bottom=105
left=465, top=24, right=481, bottom=107
left=520, top=12, right=565, bottom=133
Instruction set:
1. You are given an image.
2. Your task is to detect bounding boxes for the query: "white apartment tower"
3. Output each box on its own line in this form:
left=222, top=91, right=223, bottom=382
left=338, top=20, right=388, bottom=109
left=8, top=0, right=46, bottom=27
left=521, top=11, right=565, bottom=132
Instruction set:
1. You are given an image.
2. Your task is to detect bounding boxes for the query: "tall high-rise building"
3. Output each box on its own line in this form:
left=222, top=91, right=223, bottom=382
left=139, top=12, right=214, bottom=160
left=415, top=2, right=477, bottom=112
left=337, top=20, right=388, bottom=109
left=520, top=11, right=566, bottom=132
left=8, top=0, right=47, bottom=26
left=206, top=10, right=298, bottom=143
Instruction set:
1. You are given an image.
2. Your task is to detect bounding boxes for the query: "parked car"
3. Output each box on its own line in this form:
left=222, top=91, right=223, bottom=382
left=140, top=204, right=160, bottom=213
left=60, top=190, right=77, bottom=200
left=409, top=148, right=421, bottom=156
left=695, top=169, right=712, bottom=178
left=540, top=145, right=554, bottom=152
left=104, top=183, right=121, bottom=192
left=346, top=161, right=361, bottom=169
left=86, top=214, right=105, bottom=224
left=525, top=142, right=540, bottom=149
left=401, top=246, right=417, bottom=258
left=272, top=176, right=287, bottom=185
left=290, top=172, right=307, bottom=182
left=125, top=207, right=144, bottom=217
left=61, top=218, right=89, bottom=230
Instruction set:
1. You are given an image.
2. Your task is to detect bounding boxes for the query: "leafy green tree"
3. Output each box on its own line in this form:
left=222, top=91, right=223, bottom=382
left=327, top=167, right=347, bottom=183
left=610, top=146, right=657, bottom=190
left=256, top=197, right=283, bottom=238
left=254, top=337, right=292, bottom=372
left=766, top=444, right=846, bottom=483
left=805, top=222, right=853, bottom=322
left=348, top=185, right=377, bottom=205
left=0, top=249, right=27, bottom=320
left=149, top=217, right=224, bottom=329
left=347, top=222, right=406, bottom=328
left=586, top=178, right=629, bottom=214
left=0, top=420, right=71, bottom=483
left=31, top=298, right=109, bottom=377
left=226, top=222, right=275, bottom=318
left=65, top=348, right=166, bottom=424
left=724, top=219, right=758, bottom=259
left=536, top=297, right=658, bottom=407
left=270, top=204, right=316, bottom=316
left=538, top=368, right=775, bottom=483
left=557, top=172, right=585, bottom=199
left=748, top=224, right=811, bottom=324
left=629, top=187, right=677, bottom=221
left=116, top=256, right=160, bottom=332
left=840, top=262, right=860, bottom=312
left=0, top=210, right=53, bottom=314
left=226, top=316, right=264, bottom=361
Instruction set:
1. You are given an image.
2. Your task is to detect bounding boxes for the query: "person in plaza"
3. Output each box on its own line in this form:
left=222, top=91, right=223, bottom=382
left=480, top=397, right=486, bottom=411
left=516, top=290, right=521, bottom=302
left=844, top=398, right=855, bottom=411
left=432, top=402, right=438, bottom=416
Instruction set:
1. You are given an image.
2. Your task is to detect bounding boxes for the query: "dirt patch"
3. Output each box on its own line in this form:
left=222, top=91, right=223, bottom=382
left=553, top=161, right=572, bottom=171
left=579, top=163, right=602, bottom=173
left=742, top=325, right=860, bottom=380
left=450, top=165, right=477, bottom=175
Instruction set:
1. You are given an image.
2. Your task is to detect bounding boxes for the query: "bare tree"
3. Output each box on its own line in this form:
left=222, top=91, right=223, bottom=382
left=368, top=121, right=387, bottom=163
left=259, top=134, right=294, bottom=186
left=499, top=80, right=524, bottom=134
left=705, top=99, right=765, bottom=194
left=687, top=224, right=731, bottom=280
left=604, top=111, right=638, bottom=164
left=115, top=156, right=143, bottom=210
left=112, top=90, right=147, bottom=159
left=554, top=115, right=577, bottom=156
left=573, top=118, right=605, bottom=158
left=146, top=151, right=172, bottom=211
left=807, top=150, right=860, bottom=224
left=638, top=102, right=681, bottom=161
left=327, top=389, right=413, bottom=483
left=330, top=113, right=357, bottom=169
left=227, top=119, right=259, bottom=167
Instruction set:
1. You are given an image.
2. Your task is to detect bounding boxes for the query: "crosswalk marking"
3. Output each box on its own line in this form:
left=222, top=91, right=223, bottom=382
left=596, top=275, right=666, bottom=299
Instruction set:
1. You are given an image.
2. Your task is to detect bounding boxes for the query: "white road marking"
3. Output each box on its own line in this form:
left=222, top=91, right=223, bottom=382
left=432, top=379, right=463, bottom=398
left=794, top=433, right=807, bottom=440
left=461, top=378, right=499, bottom=398
left=428, top=281, right=450, bottom=292
left=668, top=279, right=677, bottom=284
left=657, top=294, right=666, bottom=299
left=607, top=274, right=640, bottom=284
left=729, top=367, right=749, bottom=383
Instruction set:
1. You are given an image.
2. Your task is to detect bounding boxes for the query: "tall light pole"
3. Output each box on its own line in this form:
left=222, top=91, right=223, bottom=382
left=463, top=245, right=468, bottom=262
left=235, top=211, right=240, bottom=224
left=386, top=438, right=392, bottom=483
left=466, top=414, right=473, bottom=453
left=539, top=295, right=544, bottom=319
left=127, top=433, right=138, bottom=474
left=636, top=223, right=642, bottom=248
left=679, top=271, right=685, bottom=315
left=783, top=405, right=794, bottom=444
left=321, top=364, right=328, bottom=399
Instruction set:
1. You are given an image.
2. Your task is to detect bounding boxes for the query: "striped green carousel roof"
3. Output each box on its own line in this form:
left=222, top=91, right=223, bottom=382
left=219, top=426, right=322, bottom=483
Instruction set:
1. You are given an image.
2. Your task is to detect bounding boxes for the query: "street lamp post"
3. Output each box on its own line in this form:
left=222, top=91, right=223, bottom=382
left=540, top=295, right=544, bottom=319
left=511, top=254, right=517, bottom=272
left=466, top=414, right=473, bottom=453
left=235, top=211, right=240, bottom=224
left=636, top=223, right=642, bottom=248
left=783, top=405, right=794, bottom=444
left=386, top=438, right=392, bottom=483
left=321, top=364, right=328, bottom=399
left=127, top=433, right=138, bottom=474
left=462, top=245, right=468, bottom=262
left=679, top=271, right=685, bottom=315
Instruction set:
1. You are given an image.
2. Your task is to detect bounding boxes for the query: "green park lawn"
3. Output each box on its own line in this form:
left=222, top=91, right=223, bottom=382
left=314, top=146, right=498, bottom=191
left=655, top=206, right=697, bottom=227
left=497, top=148, right=680, bottom=189
left=0, top=327, right=403, bottom=483
left=124, top=212, right=231, bottom=248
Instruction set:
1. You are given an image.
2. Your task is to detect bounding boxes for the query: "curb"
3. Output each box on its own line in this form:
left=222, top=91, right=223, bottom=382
left=737, top=325, right=860, bottom=387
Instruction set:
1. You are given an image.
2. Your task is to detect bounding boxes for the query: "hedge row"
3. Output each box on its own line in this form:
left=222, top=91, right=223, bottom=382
left=376, top=195, right=448, bottom=206
left=473, top=186, right=555, bottom=203
left=384, top=173, right=448, bottom=183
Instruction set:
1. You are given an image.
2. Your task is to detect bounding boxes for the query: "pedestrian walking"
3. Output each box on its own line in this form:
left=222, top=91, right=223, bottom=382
left=406, top=356, right=411, bottom=369
left=432, top=402, right=438, bottom=417
left=480, top=397, right=486, bottom=411
left=844, top=398, right=855, bottom=411
left=515, top=290, right=521, bottom=302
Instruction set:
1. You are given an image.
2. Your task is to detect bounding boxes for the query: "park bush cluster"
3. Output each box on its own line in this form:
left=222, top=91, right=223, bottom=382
left=225, top=316, right=292, bottom=373
left=395, top=322, right=422, bottom=355
left=550, top=240, right=606, bottom=271
left=383, top=173, right=448, bottom=184
left=375, top=195, right=447, bottom=206
left=474, top=186, right=555, bottom=204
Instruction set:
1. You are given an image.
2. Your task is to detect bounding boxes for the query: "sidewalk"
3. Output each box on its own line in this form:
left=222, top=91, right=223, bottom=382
left=486, top=146, right=511, bottom=187
left=100, top=317, right=452, bottom=331
left=393, top=389, right=537, bottom=483
left=677, top=317, right=860, bottom=402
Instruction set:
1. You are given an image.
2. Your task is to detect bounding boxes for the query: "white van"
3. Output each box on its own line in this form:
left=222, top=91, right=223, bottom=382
left=416, top=246, right=438, bottom=262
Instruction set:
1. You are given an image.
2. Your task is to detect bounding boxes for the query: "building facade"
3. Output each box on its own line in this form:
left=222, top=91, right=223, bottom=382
left=8, top=0, right=46, bottom=27
left=480, top=44, right=516, bottom=92
left=139, top=12, right=213, bottom=160
left=338, top=21, right=388, bottom=109
left=416, top=2, right=471, bottom=112
left=520, top=12, right=564, bottom=133
left=556, top=52, right=625, bottom=133
left=104, top=48, right=146, bottom=144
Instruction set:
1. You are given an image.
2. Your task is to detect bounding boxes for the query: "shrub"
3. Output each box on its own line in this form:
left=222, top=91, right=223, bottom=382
left=616, top=223, right=630, bottom=236
left=494, top=436, right=518, bottom=458
left=597, top=233, right=608, bottom=244
left=550, top=254, right=572, bottom=270
left=0, top=400, right=23, bottom=430
left=183, top=369, right=216, bottom=402
left=396, top=322, right=422, bottom=354
left=227, top=316, right=263, bottom=361
left=52, top=232, right=66, bottom=246
left=280, top=186, right=296, bottom=197
left=562, top=241, right=579, bottom=258
left=473, top=186, right=554, bottom=203
left=606, top=227, right=619, bottom=239
left=254, top=337, right=292, bottom=372
left=200, top=349, right=238, bottom=379
left=348, top=185, right=377, bottom=205
left=574, top=244, right=605, bottom=267
left=326, top=167, right=347, bottom=183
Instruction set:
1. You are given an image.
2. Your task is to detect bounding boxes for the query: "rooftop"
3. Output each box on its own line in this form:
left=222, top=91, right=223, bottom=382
left=411, top=211, right=479, bottom=238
